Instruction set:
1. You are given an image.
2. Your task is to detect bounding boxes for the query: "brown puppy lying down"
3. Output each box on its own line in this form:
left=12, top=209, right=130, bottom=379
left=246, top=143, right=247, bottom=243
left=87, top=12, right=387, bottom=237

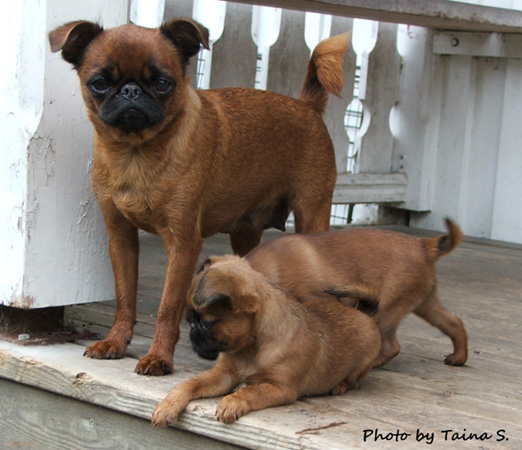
left=152, top=256, right=380, bottom=426
left=246, top=219, right=467, bottom=368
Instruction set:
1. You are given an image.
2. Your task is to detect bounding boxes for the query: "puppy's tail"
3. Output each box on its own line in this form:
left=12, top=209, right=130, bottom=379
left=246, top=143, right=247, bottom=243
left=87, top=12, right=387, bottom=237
left=325, top=283, right=380, bottom=317
left=422, top=218, right=463, bottom=263
left=299, top=31, right=351, bottom=115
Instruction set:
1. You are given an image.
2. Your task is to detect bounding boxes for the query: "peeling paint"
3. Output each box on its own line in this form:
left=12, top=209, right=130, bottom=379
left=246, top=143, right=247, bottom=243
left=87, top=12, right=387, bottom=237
left=8, top=293, right=36, bottom=309
left=44, top=136, right=56, bottom=185
left=76, top=198, right=93, bottom=226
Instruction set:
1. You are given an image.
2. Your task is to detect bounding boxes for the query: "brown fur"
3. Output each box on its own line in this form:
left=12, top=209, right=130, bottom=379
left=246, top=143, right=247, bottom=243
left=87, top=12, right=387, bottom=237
left=49, top=20, right=349, bottom=375
left=151, top=256, right=380, bottom=426
left=246, top=219, right=468, bottom=368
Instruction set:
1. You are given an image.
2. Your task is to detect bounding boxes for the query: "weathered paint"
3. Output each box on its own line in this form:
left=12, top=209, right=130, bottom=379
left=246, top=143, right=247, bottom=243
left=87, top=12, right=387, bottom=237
left=0, top=0, right=128, bottom=308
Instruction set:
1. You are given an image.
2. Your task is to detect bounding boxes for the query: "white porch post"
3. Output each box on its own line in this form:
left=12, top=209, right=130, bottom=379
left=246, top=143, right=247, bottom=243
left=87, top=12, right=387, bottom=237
left=0, top=0, right=129, bottom=309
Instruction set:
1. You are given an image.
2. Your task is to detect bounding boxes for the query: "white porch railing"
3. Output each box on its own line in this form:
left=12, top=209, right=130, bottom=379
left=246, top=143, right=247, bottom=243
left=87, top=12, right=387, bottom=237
left=2, top=0, right=522, bottom=309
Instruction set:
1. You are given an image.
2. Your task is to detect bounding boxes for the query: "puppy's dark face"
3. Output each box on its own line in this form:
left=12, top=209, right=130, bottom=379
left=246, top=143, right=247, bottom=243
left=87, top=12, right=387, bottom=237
left=186, top=257, right=258, bottom=360
left=49, top=19, right=209, bottom=141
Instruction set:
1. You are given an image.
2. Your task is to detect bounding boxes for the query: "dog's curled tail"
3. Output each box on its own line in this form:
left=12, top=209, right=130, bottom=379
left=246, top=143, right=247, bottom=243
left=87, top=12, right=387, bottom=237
left=299, top=31, right=351, bottom=115
left=422, top=218, right=463, bottom=263
left=325, top=283, right=380, bottom=316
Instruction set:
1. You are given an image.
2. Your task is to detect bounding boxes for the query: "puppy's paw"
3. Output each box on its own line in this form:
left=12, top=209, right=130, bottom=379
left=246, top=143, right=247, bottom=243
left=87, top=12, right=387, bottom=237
left=216, top=395, right=250, bottom=424
left=444, top=351, right=467, bottom=366
left=329, top=380, right=357, bottom=396
left=135, top=354, right=173, bottom=376
left=84, top=339, right=127, bottom=360
left=151, top=399, right=184, bottom=427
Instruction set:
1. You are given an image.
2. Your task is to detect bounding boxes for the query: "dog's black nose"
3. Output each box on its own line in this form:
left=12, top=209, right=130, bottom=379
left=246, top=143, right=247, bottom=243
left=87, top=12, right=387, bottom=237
left=121, top=83, right=142, bottom=100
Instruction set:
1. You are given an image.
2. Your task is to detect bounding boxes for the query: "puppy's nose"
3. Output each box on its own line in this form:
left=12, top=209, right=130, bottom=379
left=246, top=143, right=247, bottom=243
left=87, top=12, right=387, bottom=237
left=121, top=83, right=142, bottom=100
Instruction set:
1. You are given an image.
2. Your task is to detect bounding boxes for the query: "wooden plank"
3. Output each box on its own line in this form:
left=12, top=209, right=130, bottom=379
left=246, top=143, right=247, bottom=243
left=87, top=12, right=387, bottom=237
left=434, top=31, right=522, bottom=58
left=0, top=341, right=402, bottom=450
left=459, top=57, right=505, bottom=238
left=422, top=54, right=476, bottom=226
left=229, top=0, right=522, bottom=33
left=267, top=8, right=309, bottom=98
left=356, top=22, right=400, bottom=174
left=0, top=377, right=241, bottom=450
left=333, top=172, right=407, bottom=203
left=211, top=2, right=258, bottom=88
left=4, top=338, right=520, bottom=449
left=390, top=26, right=440, bottom=212
left=491, top=57, right=522, bottom=244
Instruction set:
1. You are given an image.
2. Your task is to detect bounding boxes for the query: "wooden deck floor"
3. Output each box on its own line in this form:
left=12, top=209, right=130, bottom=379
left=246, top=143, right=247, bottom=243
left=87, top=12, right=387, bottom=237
left=1, top=226, right=521, bottom=449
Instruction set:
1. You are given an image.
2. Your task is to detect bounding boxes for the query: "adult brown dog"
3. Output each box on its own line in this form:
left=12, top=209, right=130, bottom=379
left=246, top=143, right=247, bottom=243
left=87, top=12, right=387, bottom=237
left=48, top=19, right=348, bottom=375
left=246, top=219, right=468, bottom=368
left=151, top=255, right=380, bottom=426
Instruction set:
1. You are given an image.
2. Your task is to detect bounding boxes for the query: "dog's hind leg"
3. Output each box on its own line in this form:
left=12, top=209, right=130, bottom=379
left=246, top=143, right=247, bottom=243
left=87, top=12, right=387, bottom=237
left=329, top=379, right=358, bottom=396
left=414, top=289, right=468, bottom=366
left=230, top=227, right=263, bottom=256
left=372, top=333, right=401, bottom=369
left=330, top=363, right=373, bottom=396
left=371, top=308, right=403, bottom=368
left=293, top=197, right=332, bottom=234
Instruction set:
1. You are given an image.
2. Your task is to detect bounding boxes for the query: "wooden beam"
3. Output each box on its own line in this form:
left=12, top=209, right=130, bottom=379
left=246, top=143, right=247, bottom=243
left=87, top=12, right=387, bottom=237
left=433, top=31, right=522, bottom=58
left=333, top=173, right=407, bottom=204
left=230, top=0, right=522, bottom=33
left=0, top=378, right=241, bottom=450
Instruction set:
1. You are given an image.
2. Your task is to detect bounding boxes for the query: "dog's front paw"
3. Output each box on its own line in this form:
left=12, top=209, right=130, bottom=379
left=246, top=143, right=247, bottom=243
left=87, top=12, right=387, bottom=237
left=151, top=399, right=184, bottom=427
left=135, top=354, right=173, bottom=376
left=84, top=339, right=127, bottom=360
left=444, top=351, right=467, bottom=366
left=216, top=395, right=250, bottom=424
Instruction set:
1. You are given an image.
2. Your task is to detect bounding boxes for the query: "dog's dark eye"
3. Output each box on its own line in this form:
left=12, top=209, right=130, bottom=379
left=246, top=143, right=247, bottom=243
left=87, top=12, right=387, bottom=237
left=200, top=319, right=213, bottom=332
left=90, top=77, right=111, bottom=94
left=189, top=315, right=217, bottom=332
left=152, top=78, right=173, bottom=94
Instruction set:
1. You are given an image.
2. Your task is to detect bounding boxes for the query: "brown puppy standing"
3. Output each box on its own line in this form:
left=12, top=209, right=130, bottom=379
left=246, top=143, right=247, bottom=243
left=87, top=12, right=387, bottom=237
left=246, top=219, right=468, bottom=368
left=48, top=20, right=349, bottom=375
left=151, top=255, right=380, bottom=426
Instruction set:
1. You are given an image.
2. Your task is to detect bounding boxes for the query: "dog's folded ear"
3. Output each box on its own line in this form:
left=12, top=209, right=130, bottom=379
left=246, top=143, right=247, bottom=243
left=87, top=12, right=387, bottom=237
left=195, top=257, right=212, bottom=275
left=198, top=293, right=233, bottom=310
left=161, top=18, right=210, bottom=66
left=49, top=21, right=103, bottom=68
left=237, top=292, right=259, bottom=315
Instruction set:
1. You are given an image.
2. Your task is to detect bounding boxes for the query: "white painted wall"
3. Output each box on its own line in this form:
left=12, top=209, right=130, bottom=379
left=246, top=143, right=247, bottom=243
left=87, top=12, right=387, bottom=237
left=403, top=26, right=522, bottom=244
left=0, top=0, right=43, bottom=308
left=0, top=0, right=129, bottom=308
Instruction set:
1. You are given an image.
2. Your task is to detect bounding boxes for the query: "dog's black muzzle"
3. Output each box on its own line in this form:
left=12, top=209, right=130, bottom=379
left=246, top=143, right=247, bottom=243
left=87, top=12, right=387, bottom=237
left=189, top=322, right=221, bottom=360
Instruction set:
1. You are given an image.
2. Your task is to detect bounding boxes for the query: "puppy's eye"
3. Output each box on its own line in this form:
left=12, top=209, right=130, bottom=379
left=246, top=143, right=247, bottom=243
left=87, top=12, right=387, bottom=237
left=200, top=319, right=213, bottom=332
left=152, top=78, right=173, bottom=94
left=90, top=77, right=111, bottom=94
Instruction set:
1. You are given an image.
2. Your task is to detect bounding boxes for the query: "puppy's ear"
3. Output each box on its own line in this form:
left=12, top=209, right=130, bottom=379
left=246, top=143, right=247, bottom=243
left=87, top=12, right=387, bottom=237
left=195, top=257, right=212, bottom=276
left=196, top=293, right=233, bottom=310
left=237, top=291, right=259, bottom=315
left=160, top=18, right=210, bottom=65
left=49, top=21, right=103, bottom=68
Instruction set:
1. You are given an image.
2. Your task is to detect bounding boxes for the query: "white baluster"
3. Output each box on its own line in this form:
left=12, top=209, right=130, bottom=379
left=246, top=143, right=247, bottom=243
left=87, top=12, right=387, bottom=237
left=193, top=0, right=227, bottom=89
